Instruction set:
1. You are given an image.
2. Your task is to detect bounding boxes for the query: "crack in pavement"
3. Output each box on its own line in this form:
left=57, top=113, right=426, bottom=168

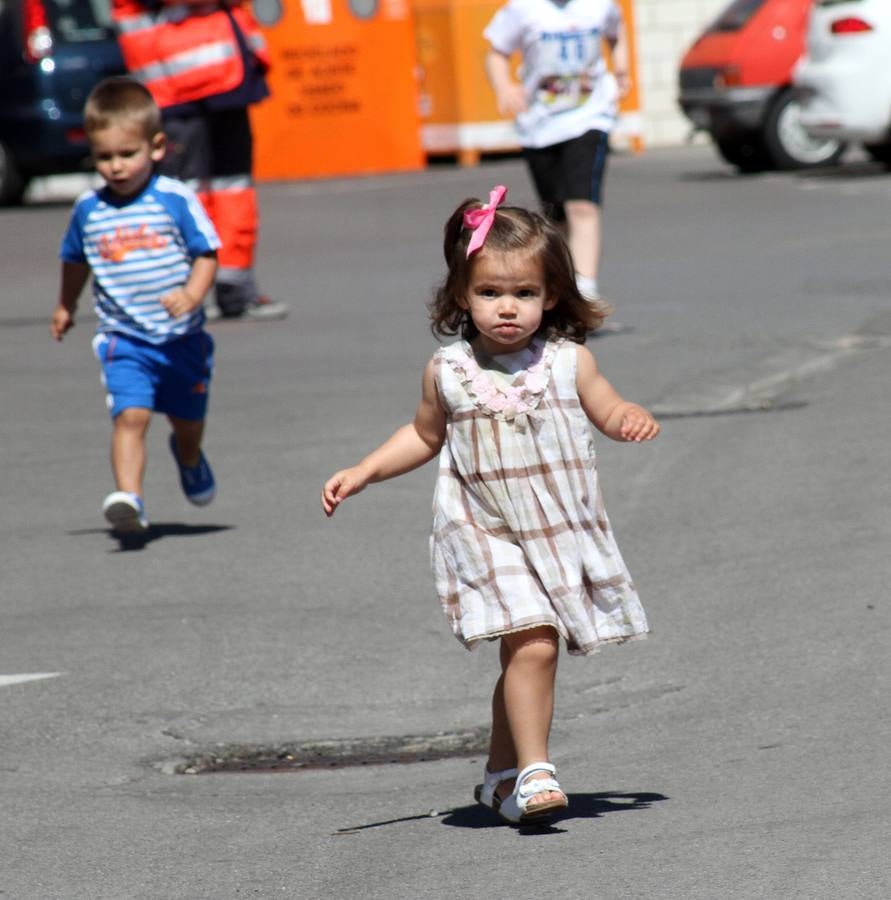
left=651, top=313, right=891, bottom=419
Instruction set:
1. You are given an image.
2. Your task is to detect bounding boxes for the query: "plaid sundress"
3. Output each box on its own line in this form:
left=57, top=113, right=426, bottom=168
left=430, top=334, right=649, bottom=656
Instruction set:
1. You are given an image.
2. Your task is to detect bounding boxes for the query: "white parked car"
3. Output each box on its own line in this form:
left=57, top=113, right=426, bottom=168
left=795, top=0, right=891, bottom=161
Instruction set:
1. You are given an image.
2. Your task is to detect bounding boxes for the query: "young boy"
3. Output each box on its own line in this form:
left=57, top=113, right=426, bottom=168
left=483, top=0, right=630, bottom=302
left=50, top=76, right=221, bottom=536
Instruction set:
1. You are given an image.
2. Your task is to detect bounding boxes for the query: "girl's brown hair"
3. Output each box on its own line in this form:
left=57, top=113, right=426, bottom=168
left=84, top=76, right=162, bottom=141
left=429, top=197, right=610, bottom=343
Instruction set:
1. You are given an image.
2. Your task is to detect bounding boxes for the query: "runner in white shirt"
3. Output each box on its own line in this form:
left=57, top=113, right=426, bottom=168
left=484, top=0, right=630, bottom=301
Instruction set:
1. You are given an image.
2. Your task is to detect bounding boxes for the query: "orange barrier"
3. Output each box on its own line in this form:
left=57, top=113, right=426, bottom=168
left=413, top=0, right=643, bottom=164
left=616, top=0, right=644, bottom=153
left=251, top=0, right=425, bottom=180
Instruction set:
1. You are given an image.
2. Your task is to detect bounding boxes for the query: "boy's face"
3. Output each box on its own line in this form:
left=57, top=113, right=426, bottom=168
left=90, top=122, right=165, bottom=199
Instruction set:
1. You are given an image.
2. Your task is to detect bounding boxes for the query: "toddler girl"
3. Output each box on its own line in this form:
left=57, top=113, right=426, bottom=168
left=322, top=186, right=659, bottom=824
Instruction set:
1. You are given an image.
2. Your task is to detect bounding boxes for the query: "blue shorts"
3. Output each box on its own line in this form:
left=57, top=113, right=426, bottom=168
left=93, top=330, right=214, bottom=421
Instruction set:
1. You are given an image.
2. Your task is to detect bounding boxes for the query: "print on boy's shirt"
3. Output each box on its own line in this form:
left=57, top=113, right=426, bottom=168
left=536, top=27, right=602, bottom=113
left=98, top=225, right=170, bottom=263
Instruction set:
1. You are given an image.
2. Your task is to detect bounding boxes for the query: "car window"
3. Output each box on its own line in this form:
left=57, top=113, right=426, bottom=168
left=47, top=0, right=115, bottom=42
left=707, top=0, right=767, bottom=32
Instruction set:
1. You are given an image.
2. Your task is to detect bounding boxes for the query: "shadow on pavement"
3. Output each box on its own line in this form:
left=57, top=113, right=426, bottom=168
left=442, top=791, right=668, bottom=831
left=0, top=316, right=54, bottom=329
left=678, top=159, right=890, bottom=185
left=68, top=523, right=234, bottom=551
left=334, top=791, right=667, bottom=835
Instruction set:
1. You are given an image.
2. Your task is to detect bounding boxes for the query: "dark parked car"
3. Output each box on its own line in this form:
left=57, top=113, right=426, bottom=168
left=0, top=0, right=124, bottom=204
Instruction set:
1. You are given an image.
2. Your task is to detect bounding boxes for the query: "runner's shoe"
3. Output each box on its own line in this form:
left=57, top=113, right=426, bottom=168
left=102, top=491, right=149, bottom=534
left=169, top=434, right=216, bottom=506
left=242, top=296, right=289, bottom=320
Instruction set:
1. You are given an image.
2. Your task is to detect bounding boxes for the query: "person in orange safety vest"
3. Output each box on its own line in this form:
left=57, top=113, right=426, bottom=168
left=112, top=0, right=288, bottom=320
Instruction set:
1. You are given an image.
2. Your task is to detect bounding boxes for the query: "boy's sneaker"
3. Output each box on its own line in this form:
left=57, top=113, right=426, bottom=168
left=169, top=434, right=216, bottom=506
left=102, top=491, right=149, bottom=534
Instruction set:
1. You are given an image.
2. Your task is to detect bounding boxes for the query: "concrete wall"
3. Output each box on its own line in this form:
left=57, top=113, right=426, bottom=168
left=633, top=0, right=727, bottom=147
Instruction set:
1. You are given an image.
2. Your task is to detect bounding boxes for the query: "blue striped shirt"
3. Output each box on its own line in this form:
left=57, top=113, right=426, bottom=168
left=60, top=174, right=221, bottom=345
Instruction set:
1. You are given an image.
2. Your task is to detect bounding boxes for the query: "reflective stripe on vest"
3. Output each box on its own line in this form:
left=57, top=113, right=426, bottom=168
left=186, top=175, right=253, bottom=193
left=114, top=13, right=156, bottom=34
left=246, top=33, right=266, bottom=54
left=112, top=2, right=269, bottom=108
left=130, top=41, right=237, bottom=85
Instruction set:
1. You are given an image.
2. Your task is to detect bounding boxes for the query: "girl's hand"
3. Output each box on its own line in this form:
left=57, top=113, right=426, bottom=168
left=619, top=405, right=660, bottom=442
left=50, top=305, right=74, bottom=341
left=322, top=467, right=370, bottom=517
left=160, top=287, right=201, bottom=319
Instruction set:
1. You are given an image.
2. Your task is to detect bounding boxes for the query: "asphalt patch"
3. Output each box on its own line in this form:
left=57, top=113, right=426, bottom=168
left=163, top=727, right=490, bottom=774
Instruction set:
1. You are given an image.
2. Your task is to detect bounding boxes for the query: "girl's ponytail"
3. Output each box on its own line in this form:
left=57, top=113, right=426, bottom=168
left=442, top=199, right=479, bottom=264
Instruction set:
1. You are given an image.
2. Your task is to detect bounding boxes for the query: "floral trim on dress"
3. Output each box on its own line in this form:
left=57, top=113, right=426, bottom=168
left=442, top=335, right=563, bottom=429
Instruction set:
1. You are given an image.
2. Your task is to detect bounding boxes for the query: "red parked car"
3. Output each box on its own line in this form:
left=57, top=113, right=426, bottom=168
left=678, top=0, right=844, bottom=172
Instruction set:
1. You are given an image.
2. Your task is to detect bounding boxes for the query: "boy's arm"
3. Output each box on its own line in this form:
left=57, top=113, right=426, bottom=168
left=322, top=359, right=447, bottom=516
left=576, top=345, right=660, bottom=442
left=50, top=261, right=90, bottom=341
left=159, top=252, right=218, bottom=319
left=605, top=17, right=631, bottom=99
left=485, top=49, right=528, bottom=118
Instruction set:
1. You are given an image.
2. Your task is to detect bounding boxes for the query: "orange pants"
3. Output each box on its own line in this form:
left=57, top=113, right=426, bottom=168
left=160, top=107, right=260, bottom=314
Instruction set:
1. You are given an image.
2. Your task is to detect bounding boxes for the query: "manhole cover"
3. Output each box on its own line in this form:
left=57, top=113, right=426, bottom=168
left=165, top=727, right=489, bottom=774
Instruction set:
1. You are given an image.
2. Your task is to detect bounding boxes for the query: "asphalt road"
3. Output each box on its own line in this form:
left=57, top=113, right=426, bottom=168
left=2, top=146, right=890, bottom=899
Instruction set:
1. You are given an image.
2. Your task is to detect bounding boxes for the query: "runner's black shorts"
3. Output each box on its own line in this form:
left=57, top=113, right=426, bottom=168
left=523, top=129, right=610, bottom=223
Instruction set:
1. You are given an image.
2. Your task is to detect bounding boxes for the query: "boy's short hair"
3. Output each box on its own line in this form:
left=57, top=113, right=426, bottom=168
left=84, top=76, right=162, bottom=140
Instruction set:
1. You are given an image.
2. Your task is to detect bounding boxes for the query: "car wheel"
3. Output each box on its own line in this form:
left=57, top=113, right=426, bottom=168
left=864, top=142, right=891, bottom=166
left=762, top=89, right=845, bottom=170
left=0, top=141, right=28, bottom=206
left=714, top=134, right=772, bottom=174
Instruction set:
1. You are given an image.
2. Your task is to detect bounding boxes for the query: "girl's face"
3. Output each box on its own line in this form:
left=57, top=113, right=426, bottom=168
left=460, top=249, right=556, bottom=355
left=91, top=122, right=165, bottom=198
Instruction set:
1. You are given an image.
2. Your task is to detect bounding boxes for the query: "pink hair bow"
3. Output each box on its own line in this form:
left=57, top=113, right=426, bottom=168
left=463, top=184, right=508, bottom=257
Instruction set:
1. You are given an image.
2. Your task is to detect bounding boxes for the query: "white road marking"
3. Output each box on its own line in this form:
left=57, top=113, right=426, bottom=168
left=0, top=673, right=62, bottom=688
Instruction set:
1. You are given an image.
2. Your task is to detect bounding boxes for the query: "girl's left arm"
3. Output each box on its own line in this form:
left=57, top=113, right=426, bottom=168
left=322, top=359, right=447, bottom=516
left=576, top=345, right=660, bottom=443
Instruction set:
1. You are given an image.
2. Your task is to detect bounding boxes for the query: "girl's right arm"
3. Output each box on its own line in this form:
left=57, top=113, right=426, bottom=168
left=50, top=261, right=90, bottom=341
left=321, top=359, right=447, bottom=517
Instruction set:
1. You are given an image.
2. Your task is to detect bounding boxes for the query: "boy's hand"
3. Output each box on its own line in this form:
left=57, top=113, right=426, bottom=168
left=161, top=287, right=202, bottom=319
left=614, top=70, right=632, bottom=99
left=496, top=83, right=528, bottom=118
left=322, top=467, right=370, bottom=517
left=619, top=405, right=660, bottom=442
left=50, top=306, right=75, bottom=341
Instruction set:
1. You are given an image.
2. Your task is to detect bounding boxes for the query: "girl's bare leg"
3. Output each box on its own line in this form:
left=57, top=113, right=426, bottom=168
left=488, top=640, right=516, bottom=772
left=488, top=625, right=562, bottom=806
left=111, top=407, right=152, bottom=495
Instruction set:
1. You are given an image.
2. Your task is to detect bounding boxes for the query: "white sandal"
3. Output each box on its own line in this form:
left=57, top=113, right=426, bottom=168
left=473, top=765, right=518, bottom=814
left=496, top=762, right=568, bottom=824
